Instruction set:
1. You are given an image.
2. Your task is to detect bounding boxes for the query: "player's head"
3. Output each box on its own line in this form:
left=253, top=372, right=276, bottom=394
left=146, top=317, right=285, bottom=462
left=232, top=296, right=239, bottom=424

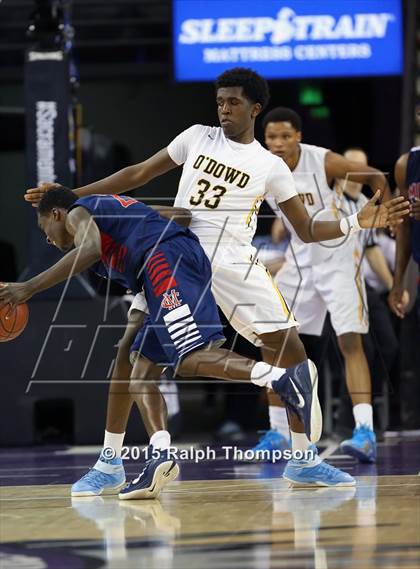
left=215, top=67, right=270, bottom=138
left=37, top=185, right=77, bottom=251
left=343, top=147, right=368, bottom=165
left=339, top=147, right=368, bottom=199
left=263, top=107, right=302, bottom=160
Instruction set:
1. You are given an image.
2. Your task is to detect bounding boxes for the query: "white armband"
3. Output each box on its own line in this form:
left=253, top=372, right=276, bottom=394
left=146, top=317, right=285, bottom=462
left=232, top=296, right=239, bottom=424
left=339, top=212, right=362, bottom=236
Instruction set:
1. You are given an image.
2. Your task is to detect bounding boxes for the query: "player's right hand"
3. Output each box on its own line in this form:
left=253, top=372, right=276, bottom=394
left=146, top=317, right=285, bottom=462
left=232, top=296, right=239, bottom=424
left=0, top=282, right=33, bottom=309
left=24, top=182, right=59, bottom=207
left=388, top=286, right=410, bottom=318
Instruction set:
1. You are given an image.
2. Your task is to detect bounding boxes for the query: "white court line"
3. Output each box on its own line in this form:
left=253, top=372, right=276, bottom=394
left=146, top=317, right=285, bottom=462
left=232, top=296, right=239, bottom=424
left=2, top=480, right=419, bottom=502
left=0, top=474, right=58, bottom=478
left=319, top=440, right=340, bottom=460
left=326, top=455, right=355, bottom=460
left=55, top=443, right=200, bottom=456
left=0, top=465, right=95, bottom=472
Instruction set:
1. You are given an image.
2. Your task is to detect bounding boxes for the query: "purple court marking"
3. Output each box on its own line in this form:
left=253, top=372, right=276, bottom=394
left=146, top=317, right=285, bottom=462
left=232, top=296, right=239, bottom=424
left=0, top=437, right=419, bottom=486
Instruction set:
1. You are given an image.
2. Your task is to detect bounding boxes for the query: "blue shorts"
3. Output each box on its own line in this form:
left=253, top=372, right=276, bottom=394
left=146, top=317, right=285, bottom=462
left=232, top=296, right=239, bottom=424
left=131, top=235, right=225, bottom=367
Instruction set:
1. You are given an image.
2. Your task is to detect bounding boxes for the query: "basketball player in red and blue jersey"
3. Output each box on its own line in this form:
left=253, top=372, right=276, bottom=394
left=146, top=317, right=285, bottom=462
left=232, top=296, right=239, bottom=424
left=0, top=186, right=331, bottom=499
left=389, top=136, right=420, bottom=320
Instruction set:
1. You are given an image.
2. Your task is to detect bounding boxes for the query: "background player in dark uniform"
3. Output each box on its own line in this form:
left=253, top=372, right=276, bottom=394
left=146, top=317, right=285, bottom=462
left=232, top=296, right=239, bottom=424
left=0, top=186, right=332, bottom=498
left=389, top=140, right=420, bottom=320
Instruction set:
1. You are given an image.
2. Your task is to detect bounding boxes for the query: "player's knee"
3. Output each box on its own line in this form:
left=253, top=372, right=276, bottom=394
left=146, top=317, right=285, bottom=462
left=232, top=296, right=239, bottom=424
left=116, top=332, right=135, bottom=363
left=128, top=377, right=142, bottom=396
left=260, top=328, right=307, bottom=367
left=338, top=332, right=363, bottom=357
left=116, top=310, right=144, bottom=362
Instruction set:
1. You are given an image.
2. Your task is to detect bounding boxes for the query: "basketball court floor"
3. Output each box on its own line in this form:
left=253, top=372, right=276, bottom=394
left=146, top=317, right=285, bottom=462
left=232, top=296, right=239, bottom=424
left=1, top=436, right=419, bottom=568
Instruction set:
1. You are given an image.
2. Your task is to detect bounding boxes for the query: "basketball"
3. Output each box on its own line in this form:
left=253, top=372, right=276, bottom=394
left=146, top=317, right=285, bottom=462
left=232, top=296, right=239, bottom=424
left=0, top=303, right=29, bottom=342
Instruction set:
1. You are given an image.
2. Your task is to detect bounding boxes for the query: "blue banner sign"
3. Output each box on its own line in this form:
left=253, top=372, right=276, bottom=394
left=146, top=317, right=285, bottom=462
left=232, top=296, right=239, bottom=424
left=173, top=0, right=403, bottom=81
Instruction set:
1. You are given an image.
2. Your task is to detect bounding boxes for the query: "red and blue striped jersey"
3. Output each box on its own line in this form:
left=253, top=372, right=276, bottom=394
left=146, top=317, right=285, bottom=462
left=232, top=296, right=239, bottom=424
left=407, top=147, right=420, bottom=265
left=69, top=195, right=195, bottom=291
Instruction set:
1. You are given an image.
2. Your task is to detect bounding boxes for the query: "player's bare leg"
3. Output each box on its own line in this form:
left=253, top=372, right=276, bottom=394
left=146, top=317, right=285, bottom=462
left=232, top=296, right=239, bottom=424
left=260, top=332, right=332, bottom=453
left=248, top=328, right=305, bottom=459
left=129, top=356, right=168, bottom=436
left=337, top=333, right=372, bottom=406
left=259, top=328, right=306, bottom=434
left=337, top=332, right=376, bottom=462
left=120, top=355, right=177, bottom=500
left=71, top=311, right=144, bottom=497
left=105, top=310, right=144, bottom=436
left=259, top=329, right=316, bottom=465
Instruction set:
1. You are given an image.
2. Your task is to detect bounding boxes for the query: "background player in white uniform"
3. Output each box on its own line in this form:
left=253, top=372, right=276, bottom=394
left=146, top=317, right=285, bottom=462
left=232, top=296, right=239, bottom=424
left=26, top=68, right=407, bottom=490
left=262, top=107, right=392, bottom=463
left=338, top=149, right=397, bottom=296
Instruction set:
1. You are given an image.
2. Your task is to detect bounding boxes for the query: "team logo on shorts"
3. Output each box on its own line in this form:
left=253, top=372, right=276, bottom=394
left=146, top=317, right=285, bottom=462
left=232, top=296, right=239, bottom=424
left=161, top=289, right=182, bottom=310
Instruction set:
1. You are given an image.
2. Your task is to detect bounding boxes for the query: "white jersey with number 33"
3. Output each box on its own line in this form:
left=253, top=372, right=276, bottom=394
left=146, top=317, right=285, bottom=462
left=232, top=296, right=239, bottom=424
left=167, top=124, right=297, bottom=252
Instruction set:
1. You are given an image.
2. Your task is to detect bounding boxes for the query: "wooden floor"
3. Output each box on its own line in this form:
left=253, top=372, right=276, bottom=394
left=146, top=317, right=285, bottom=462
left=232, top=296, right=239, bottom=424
left=1, top=474, right=419, bottom=568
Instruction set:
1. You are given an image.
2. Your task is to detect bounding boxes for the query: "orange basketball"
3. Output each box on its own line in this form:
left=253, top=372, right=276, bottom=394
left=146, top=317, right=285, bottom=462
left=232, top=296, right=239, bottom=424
left=0, top=303, right=29, bottom=342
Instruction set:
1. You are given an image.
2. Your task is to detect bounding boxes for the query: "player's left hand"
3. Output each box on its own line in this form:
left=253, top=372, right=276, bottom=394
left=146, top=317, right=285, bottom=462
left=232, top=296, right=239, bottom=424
left=358, top=190, right=410, bottom=229
left=410, top=198, right=420, bottom=221
left=0, top=282, right=33, bottom=310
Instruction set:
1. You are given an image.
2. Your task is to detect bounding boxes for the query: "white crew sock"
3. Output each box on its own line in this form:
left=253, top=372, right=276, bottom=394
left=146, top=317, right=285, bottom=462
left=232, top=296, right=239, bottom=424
left=250, top=362, right=285, bottom=388
left=103, top=430, right=125, bottom=459
left=269, top=406, right=290, bottom=439
left=150, top=430, right=171, bottom=450
left=353, top=403, right=373, bottom=430
left=290, top=431, right=321, bottom=465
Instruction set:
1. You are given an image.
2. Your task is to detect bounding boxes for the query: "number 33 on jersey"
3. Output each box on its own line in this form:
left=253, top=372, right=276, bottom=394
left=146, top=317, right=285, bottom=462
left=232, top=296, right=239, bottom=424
left=167, top=124, right=297, bottom=247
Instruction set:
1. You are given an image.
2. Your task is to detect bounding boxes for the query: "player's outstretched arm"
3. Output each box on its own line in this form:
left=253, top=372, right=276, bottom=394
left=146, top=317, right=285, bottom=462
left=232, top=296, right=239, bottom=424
left=0, top=208, right=101, bottom=308
left=150, top=206, right=192, bottom=228
left=24, top=148, right=178, bottom=206
left=280, top=192, right=410, bottom=243
left=325, top=151, right=392, bottom=201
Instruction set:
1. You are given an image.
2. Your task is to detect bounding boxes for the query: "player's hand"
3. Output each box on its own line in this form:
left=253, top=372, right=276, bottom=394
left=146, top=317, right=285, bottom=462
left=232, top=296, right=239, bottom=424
left=388, top=286, right=410, bottom=318
left=410, top=198, right=420, bottom=221
left=0, top=282, right=33, bottom=310
left=24, top=182, right=59, bottom=207
left=358, top=190, right=410, bottom=229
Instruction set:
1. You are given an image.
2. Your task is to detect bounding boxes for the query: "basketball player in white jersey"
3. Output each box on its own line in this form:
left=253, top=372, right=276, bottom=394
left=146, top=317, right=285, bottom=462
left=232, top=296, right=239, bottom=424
left=261, top=107, right=392, bottom=463
left=26, top=69, right=406, bottom=491
left=337, top=148, right=396, bottom=292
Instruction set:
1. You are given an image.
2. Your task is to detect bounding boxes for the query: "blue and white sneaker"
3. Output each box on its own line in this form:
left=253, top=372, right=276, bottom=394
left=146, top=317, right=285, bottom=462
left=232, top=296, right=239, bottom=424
left=272, top=359, right=322, bottom=443
left=283, top=446, right=355, bottom=487
left=119, top=447, right=179, bottom=500
left=71, top=455, right=126, bottom=497
left=249, top=430, right=291, bottom=461
left=340, top=425, right=377, bottom=463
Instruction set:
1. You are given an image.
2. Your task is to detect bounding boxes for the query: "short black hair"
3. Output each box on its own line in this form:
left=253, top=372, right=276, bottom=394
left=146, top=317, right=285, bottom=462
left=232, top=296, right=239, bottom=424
left=215, top=67, right=270, bottom=110
left=38, top=185, right=77, bottom=215
left=262, top=107, right=302, bottom=132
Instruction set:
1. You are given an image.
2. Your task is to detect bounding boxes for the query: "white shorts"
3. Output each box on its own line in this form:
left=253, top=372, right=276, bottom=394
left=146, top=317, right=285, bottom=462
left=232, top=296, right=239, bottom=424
left=128, top=292, right=149, bottom=318
left=129, top=244, right=297, bottom=346
left=275, top=247, right=369, bottom=337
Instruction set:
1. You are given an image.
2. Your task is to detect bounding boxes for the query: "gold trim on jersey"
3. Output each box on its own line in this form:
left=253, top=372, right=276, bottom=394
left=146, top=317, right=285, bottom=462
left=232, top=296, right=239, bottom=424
left=245, top=195, right=264, bottom=228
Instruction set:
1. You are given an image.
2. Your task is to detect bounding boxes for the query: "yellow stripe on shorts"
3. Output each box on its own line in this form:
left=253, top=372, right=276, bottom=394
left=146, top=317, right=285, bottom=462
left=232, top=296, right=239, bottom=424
left=353, top=248, right=366, bottom=323
left=263, top=265, right=292, bottom=319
